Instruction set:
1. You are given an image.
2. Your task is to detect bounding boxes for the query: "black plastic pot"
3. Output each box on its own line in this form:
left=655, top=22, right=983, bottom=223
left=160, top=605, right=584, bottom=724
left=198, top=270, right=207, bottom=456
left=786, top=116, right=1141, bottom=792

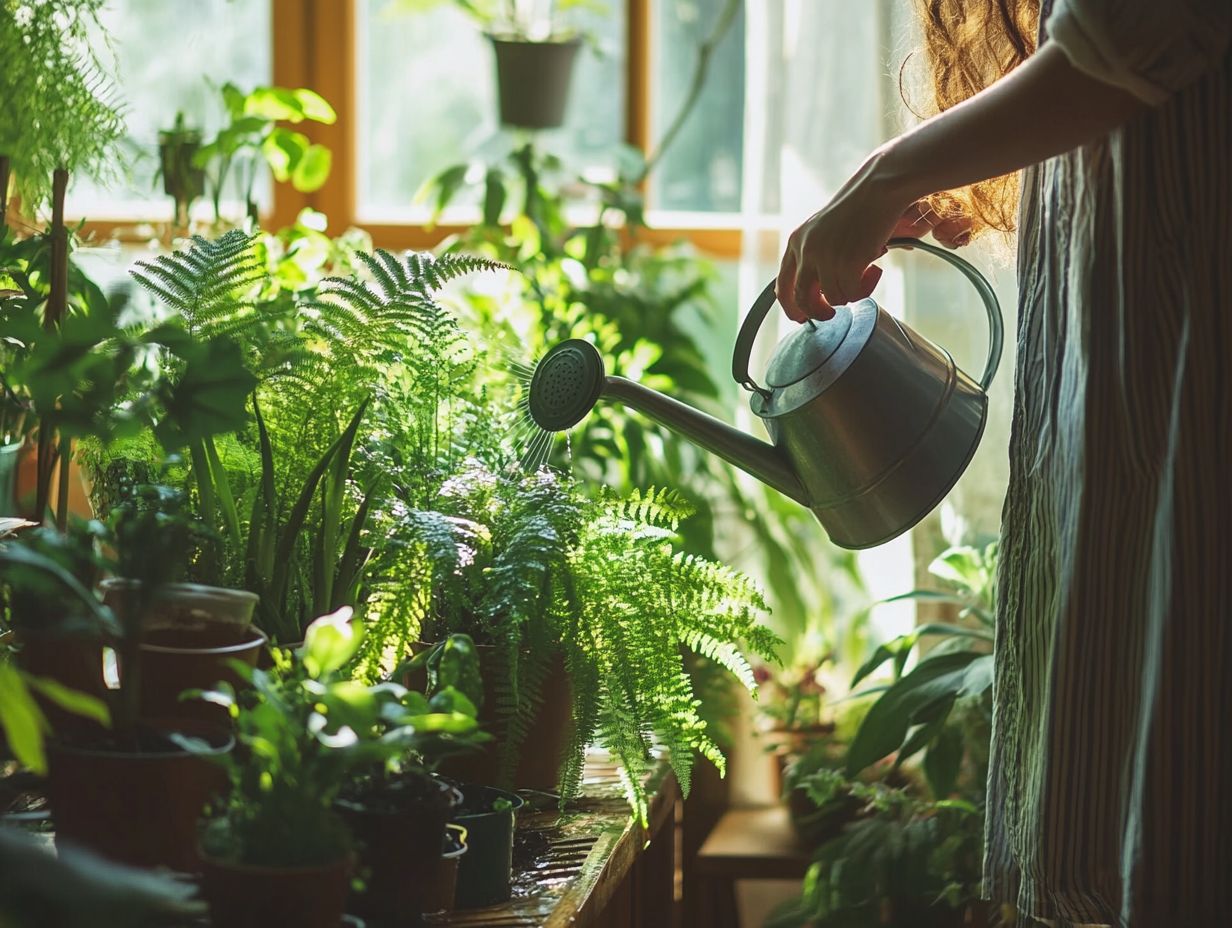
left=452, top=784, right=525, bottom=909
left=488, top=35, right=582, bottom=130
left=338, top=776, right=462, bottom=922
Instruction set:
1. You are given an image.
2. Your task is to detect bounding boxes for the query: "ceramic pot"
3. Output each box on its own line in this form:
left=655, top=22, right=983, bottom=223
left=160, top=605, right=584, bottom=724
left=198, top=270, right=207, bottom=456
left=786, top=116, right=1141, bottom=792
left=200, top=852, right=352, bottom=928
left=46, top=723, right=231, bottom=871
left=488, top=35, right=582, bottom=129
left=452, top=784, right=524, bottom=909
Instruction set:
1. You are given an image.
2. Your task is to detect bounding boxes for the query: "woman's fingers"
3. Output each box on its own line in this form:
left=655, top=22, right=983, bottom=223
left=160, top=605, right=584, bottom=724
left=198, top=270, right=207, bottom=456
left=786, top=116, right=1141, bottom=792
left=931, top=214, right=974, bottom=247
left=775, top=249, right=809, bottom=322
left=892, top=201, right=935, bottom=238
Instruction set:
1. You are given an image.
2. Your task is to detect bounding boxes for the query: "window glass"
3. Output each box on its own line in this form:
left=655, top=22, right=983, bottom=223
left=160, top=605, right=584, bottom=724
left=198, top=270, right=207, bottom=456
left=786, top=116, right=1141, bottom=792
left=67, top=0, right=272, bottom=219
left=650, top=0, right=745, bottom=214
left=357, top=0, right=625, bottom=220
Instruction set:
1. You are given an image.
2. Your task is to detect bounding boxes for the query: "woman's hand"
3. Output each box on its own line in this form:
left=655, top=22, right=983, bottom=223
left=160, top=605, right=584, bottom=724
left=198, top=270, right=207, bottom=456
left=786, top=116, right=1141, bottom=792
left=776, top=150, right=972, bottom=323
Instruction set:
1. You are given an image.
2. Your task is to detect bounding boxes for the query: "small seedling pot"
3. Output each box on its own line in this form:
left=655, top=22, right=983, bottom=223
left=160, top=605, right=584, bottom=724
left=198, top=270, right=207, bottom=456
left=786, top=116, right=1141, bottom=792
left=200, top=852, right=352, bottom=928
left=421, top=822, right=469, bottom=916
left=338, top=775, right=461, bottom=922
left=488, top=35, right=582, bottom=130
left=47, top=722, right=231, bottom=871
left=452, top=784, right=524, bottom=909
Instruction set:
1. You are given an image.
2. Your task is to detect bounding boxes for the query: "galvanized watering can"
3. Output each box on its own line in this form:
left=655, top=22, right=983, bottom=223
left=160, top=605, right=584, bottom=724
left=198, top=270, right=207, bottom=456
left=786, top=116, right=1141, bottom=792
left=528, top=238, right=1003, bottom=549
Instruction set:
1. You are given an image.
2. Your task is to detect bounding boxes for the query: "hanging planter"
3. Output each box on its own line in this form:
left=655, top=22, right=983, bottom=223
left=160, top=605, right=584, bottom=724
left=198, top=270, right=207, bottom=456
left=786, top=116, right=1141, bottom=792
left=157, top=116, right=206, bottom=230
left=488, top=35, right=582, bottom=130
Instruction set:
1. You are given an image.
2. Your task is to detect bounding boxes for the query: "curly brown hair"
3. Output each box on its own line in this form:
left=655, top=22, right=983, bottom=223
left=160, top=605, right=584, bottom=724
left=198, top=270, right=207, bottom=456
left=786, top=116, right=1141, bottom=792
left=908, top=0, right=1040, bottom=234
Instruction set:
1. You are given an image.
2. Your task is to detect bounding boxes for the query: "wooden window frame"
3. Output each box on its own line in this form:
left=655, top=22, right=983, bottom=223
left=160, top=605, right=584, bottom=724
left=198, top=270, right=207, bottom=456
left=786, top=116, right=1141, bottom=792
left=83, top=0, right=743, bottom=259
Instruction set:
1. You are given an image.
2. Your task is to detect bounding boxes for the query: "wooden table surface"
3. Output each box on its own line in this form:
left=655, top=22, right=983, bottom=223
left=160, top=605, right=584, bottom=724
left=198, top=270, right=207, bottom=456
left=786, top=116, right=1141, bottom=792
left=428, top=751, right=679, bottom=928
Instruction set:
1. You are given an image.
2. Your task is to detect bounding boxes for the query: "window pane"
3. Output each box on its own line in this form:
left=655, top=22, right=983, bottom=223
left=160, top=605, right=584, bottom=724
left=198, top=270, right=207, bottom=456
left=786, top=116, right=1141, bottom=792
left=67, top=0, right=271, bottom=219
left=357, top=1, right=625, bottom=220
left=650, top=0, right=745, bottom=213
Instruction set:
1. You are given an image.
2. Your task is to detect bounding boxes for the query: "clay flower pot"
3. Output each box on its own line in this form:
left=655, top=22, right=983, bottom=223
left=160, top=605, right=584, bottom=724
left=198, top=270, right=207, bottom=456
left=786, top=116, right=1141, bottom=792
left=200, top=852, right=352, bottom=928
left=46, top=724, right=231, bottom=871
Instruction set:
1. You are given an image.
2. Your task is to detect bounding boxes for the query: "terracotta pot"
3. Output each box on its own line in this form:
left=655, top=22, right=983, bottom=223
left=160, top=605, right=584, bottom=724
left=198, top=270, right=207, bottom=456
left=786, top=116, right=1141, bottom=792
left=409, top=643, right=573, bottom=792
left=13, top=630, right=108, bottom=738
left=339, top=776, right=461, bottom=922
left=99, top=579, right=258, bottom=636
left=47, top=724, right=231, bottom=871
left=488, top=35, right=582, bottom=129
left=136, top=625, right=267, bottom=725
left=13, top=438, right=93, bottom=522
left=422, top=823, right=468, bottom=916
left=201, top=852, right=351, bottom=928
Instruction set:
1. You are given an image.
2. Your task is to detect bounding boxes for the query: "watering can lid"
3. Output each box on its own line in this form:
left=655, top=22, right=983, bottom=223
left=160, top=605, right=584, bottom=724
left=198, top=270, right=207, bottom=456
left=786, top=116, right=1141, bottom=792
left=763, top=306, right=857, bottom=388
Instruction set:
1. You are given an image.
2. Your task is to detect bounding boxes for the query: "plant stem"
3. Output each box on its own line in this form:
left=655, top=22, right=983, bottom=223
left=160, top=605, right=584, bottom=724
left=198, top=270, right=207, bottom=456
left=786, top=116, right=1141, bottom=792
left=56, top=433, right=71, bottom=532
left=36, top=168, right=71, bottom=523
left=0, top=155, right=9, bottom=230
left=638, top=0, right=741, bottom=184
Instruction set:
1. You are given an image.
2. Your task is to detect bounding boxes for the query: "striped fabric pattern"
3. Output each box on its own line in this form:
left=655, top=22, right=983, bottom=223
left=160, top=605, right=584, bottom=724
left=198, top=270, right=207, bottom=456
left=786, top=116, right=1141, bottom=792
left=983, top=1, right=1232, bottom=926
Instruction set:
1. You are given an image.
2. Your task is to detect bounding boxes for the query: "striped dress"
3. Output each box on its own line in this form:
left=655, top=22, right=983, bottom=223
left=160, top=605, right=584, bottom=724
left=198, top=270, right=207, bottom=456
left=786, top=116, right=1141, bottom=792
left=983, top=1, right=1232, bottom=926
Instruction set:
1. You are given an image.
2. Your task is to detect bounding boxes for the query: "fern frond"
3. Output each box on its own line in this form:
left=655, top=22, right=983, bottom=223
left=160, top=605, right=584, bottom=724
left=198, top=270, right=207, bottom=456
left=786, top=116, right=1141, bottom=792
left=129, top=231, right=264, bottom=336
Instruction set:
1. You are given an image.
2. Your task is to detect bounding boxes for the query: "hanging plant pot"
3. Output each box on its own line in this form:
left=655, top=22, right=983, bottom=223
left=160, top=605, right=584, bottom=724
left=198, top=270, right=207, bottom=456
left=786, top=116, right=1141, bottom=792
left=488, top=35, right=582, bottom=130
left=46, top=724, right=231, bottom=871
left=452, top=784, right=524, bottom=909
left=337, top=775, right=461, bottom=922
left=158, top=127, right=206, bottom=229
left=200, top=852, right=352, bottom=928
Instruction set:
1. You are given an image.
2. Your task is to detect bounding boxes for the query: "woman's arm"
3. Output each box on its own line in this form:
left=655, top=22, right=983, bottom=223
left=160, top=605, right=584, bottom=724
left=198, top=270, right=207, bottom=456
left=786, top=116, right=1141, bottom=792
left=777, top=41, right=1146, bottom=322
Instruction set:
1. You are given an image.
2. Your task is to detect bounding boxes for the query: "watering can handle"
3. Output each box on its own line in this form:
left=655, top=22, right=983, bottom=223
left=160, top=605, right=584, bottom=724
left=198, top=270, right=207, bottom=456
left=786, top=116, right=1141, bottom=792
left=732, top=237, right=1004, bottom=396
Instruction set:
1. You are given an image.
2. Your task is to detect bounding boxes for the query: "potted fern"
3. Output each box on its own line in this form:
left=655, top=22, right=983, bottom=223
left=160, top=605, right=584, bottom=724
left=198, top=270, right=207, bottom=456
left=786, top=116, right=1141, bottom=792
left=157, top=112, right=206, bottom=232
left=394, top=0, right=600, bottom=128
left=369, top=460, right=779, bottom=822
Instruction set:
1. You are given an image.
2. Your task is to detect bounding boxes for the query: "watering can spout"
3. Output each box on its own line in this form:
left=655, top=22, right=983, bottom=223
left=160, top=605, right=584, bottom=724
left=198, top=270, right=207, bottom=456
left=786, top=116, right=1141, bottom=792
left=600, top=376, right=808, bottom=506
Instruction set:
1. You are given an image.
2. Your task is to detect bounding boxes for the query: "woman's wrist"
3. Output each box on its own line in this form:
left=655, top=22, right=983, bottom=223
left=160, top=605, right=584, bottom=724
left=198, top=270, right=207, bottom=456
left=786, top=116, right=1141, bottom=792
left=861, top=141, right=933, bottom=216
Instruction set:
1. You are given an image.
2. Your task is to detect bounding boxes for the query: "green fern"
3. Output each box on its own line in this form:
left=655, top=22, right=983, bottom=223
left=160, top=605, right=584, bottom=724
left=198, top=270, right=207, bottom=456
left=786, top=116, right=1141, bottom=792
left=130, top=231, right=265, bottom=335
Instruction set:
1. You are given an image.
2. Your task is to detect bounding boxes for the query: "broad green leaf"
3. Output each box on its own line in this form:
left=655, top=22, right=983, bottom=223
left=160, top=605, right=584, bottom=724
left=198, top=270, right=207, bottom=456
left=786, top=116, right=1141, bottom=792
left=291, top=143, right=331, bottom=192
left=482, top=168, right=507, bottom=226
left=301, top=606, right=361, bottom=676
left=845, top=651, right=981, bottom=777
left=959, top=654, right=994, bottom=697
left=913, top=622, right=994, bottom=641
left=244, top=86, right=306, bottom=122
left=292, top=88, right=337, bottom=124
left=262, top=129, right=308, bottom=182
left=24, top=675, right=111, bottom=726
left=418, top=163, right=469, bottom=221
left=155, top=338, right=257, bottom=449
left=0, top=663, right=49, bottom=773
